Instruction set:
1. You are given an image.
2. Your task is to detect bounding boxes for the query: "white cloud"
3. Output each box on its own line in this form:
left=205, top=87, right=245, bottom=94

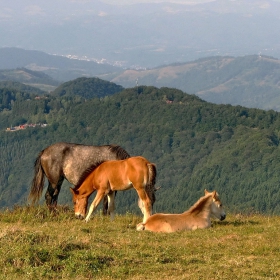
left=24, top=5, right=45, bottom=16
left=98, top=11, right=108, bottom=16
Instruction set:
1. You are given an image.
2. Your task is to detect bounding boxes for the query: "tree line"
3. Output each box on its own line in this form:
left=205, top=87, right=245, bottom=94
left=0, top=80, right=280, bottom=215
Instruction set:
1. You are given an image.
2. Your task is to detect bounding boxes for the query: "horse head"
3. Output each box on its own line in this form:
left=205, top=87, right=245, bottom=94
left=205, top=189, right=226, bottom=221
left=69, top=187, right=88, bottom=219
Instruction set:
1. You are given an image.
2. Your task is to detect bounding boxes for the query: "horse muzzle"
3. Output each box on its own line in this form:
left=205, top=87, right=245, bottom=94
left=220, top=214, right=226, bottom=221
left=75, top=213, right=85, bottom=220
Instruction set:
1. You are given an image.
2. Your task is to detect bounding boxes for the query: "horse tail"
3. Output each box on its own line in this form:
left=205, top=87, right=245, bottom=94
left=28, top=151, right=45, bottom=204
left=146, top=163, right=157, bottom=205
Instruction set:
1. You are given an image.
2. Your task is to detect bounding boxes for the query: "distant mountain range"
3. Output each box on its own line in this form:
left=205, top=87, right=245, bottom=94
left=0, top=48, right=122, bottom=83
left=109, top=55, right=280, bottom=111
left=1, top=0, right=280, bottom=67
left=1, top=47, right=280, bottom=111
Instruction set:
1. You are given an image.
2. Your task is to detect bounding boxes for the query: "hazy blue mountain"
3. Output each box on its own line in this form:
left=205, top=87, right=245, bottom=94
left=2, top=48, right=280, bottom=111
left=1, top=0, right=280, bottom=68
left=0, top=48, right=122, bottom=82
left=108, top=55, right=280, bottom=111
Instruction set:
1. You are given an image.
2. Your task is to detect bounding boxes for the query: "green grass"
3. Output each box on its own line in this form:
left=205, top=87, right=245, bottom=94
left=0, top=206, right=279, bottom=279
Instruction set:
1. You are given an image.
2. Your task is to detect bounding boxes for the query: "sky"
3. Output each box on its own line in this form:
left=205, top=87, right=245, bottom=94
left=1, top=0, right=280, bottom=68
left=100, top=0, right=280, bottom=4
left=100, top=0, right=215, bottom=4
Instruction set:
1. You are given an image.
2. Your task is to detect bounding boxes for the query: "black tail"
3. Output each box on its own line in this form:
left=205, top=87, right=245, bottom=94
left=146, top=163, right=157, bottom=206
left=28, top=151, right=45, bottom=204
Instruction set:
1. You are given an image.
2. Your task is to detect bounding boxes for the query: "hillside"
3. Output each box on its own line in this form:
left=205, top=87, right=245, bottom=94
left=52, top=77, right=124, bottom=99
left=2, top=48, right=280, bottom=112
left=107, top=55, right=280, bottom=111
left=0, top=68, right=60, bottom=92
left=0, top=48, right=123, bottom=82
left=1, top=84, right=280, bottom=216
left=0, top=81, right=46, bottom=95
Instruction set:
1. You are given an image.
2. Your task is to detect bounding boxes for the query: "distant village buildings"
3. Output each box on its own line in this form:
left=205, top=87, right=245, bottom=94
left=6, top=123, right=47, bottom=132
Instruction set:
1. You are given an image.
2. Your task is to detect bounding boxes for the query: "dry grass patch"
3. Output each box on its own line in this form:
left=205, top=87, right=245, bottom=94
left=0, top=207, right=279, bottom=279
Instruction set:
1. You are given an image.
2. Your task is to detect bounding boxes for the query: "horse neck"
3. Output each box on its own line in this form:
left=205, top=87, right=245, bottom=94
left=75, top=170, right=96, bottom=196
left=185, top=194, right=213, bottom=219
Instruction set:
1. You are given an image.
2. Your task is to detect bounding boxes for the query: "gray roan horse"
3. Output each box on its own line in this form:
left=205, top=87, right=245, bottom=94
left=28, top=142, right=130, bottom=214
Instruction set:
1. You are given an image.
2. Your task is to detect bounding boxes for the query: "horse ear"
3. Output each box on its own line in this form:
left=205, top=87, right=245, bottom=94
left=212, top=190, right=217, bottom=199
left=204, top=189, right=209, bottom=195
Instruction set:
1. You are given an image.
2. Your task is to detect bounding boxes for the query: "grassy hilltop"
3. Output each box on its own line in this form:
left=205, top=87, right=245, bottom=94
left=0, top=206, right=279, bottom=280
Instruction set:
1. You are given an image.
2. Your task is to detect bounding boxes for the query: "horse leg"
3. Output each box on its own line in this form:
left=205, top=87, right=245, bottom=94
left=135, top=188, right=152, bottom=223
left=44, top=176, right=64, bottom=211
left=102, top=191, right=117, bottom=216
left=137, top=198, right=145, bottom=215
left=107, top=191, right=116, bottom=221
left=102, top=195, right=109, bottom=216
left=85, top=190, right=106, bottom=223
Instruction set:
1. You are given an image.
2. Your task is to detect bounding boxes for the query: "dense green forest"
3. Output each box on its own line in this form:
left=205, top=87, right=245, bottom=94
left=0, top=78, right=280, bottom=216
left=52, top=77, right=124, bottom=98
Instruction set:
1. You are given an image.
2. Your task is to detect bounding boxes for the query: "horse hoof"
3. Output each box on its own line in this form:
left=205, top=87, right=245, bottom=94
left=136, top=223, right=145, bottom=231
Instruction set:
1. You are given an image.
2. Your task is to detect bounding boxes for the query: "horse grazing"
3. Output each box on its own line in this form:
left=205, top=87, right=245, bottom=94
left=136, top=190, right=226, bottom=233
left=70, top=156, right=157, bottom=223
left=28, top=142, right=130, bottom=214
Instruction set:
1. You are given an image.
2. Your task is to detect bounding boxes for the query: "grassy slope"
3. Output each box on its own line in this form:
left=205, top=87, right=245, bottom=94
left=0, top=206, right=279, bottom=280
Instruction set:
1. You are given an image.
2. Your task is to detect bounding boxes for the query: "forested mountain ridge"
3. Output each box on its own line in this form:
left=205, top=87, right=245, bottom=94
left=0, top=77, right=124, bottom=129
left=1, top=83, right=280, bottom=215
left=2, top=48, right=280, bottom=112
left=0, top=81, right=46, bottom=95
left=108, top=55, right=280, bottom=111
left=52, top=77, right=124, bottom=99
left=0, top=68, right=61, bottom=92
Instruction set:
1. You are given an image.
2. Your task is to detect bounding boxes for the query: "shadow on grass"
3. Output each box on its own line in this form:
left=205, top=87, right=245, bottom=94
left=213, top=219, right=260, bottom=227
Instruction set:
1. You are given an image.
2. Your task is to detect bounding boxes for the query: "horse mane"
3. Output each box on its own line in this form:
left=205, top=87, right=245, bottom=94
left=186, top=193, right=213, bottom=215
left=108, top=144, right=130, bottom=159
left=74, top=145, right=130, bottom=189
left=74, top=161, right=105, bottom=189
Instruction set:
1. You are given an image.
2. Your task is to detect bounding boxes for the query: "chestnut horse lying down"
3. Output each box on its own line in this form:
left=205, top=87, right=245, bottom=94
left=136, top=190, right=226, bottom=233
left=70, top=156, right=157, bottom=223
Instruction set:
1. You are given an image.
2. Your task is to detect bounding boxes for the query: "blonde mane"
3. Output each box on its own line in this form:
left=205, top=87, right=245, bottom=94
left=186, top=193, right=213, bottom=216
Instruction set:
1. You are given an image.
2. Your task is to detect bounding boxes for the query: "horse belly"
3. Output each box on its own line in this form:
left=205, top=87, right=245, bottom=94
left=110, top=180, right=132, bottom=191
left=144, top=215, right=174, bottom=233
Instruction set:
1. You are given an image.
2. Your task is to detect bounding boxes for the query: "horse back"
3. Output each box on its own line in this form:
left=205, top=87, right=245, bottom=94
left=90, top=156, right=152, bottom=189
left=41, top=142, right=130, bottom=186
